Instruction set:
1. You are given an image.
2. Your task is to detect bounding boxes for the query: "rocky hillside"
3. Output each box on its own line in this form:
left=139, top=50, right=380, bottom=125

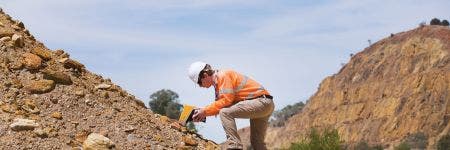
left=239, top=25, right=450, bottom=149
left=0, top=9, right=218, bottom=149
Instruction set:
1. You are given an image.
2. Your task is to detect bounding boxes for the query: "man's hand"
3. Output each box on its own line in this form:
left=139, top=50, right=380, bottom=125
left=192, top=108, right=206, bottom=122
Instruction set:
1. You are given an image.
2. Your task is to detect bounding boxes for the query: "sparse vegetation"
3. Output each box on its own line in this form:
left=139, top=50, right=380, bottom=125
left=437, top=134, right=450, bottom=150
left=186, top=121, right=198, bottom=133
left=404, top=132, right=427, bottom=149
left=355, top=141, right=384, bottom=150
left=371, top=145, right=384, bottom=150
left=270, top=101, right=305, bottom=127
left=394, top=142, right=411, bottom=150
left=355, top=141, right=370, bottom=150
left=288, top=128, right=341, bottom=150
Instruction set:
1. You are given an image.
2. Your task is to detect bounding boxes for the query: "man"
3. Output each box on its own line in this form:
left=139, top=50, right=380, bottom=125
left=188, top=61, right=274, bottom=150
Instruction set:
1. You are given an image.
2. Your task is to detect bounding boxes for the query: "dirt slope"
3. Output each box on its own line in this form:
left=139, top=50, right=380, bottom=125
left=0, top=9, right=218, bottom=150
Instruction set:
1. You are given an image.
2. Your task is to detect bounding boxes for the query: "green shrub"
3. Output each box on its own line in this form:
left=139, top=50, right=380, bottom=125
left=371, top=145, right=384, bottom=150
left=394, top=142, right=410, bottom=150
left=355, top=141, right=370, bottom=150
left=186, top=122, right=197, bottom=133
left=289, top=128, right=341, bottom=150
left=354, top=141, right=384, bottom=150
left=437, top=134, right=450, bottom=150
left=404, top=132, right=427, bottom=149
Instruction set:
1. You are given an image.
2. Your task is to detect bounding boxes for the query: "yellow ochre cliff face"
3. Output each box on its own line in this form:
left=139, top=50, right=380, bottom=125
left=257, top=26, right=450, bottom=149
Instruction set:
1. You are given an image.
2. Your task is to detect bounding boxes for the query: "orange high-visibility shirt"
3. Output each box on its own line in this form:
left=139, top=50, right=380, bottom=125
left=204, top=69, right=270, bottom=116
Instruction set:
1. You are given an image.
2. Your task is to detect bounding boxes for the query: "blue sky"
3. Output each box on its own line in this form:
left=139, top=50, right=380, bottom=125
left=2, top=0, right=449, bottom=143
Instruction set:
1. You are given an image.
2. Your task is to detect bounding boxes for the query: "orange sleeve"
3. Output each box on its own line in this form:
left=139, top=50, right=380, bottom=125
left=204, top=94, right=234, bottom=116
left=204, top=73, right=236, bottom=116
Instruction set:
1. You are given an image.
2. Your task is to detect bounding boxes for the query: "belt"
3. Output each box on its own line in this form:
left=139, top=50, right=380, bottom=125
left=248, top=94, right=273, bottom=100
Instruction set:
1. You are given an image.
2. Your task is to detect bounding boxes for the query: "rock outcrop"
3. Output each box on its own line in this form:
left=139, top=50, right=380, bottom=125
left=83, top=133, right=115, bottom=150
left=240, top=25, right=450, bottom=149
left=0, top=9, right=218, bottom=149
left=9, top=118, right=39, bottom=131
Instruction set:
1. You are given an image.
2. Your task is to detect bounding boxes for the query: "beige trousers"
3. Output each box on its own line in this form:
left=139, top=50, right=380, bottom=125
left=219, top=97, right=274, bottom=150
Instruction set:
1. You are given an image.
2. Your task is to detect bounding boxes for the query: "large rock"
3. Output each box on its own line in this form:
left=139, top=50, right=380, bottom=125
left=21, top=99, right=40, bottom=114
left=34, top=128, right=49, bottom=138
left=159, top=116, right=169, bottom=124
left=51, top=112, right=62, bottom=120
left=22, top=53, right=42, bottom=70
left=0, top=36, right=11, bottom=42
left=133, top=99, right=147, bottom=109
left=82, top=133, right=115, bottom=150
left=12, top=34, right=24, bottom=47
left=9, top=118, right=39, bottom=131
left=1, top=103, right=16, bottom=113
left=16, top=21, right=25, bottom=28
left=59, top=58, right=84, bottom=71
left=206, top=141, right=219, bottom=150
left=94, top=83, right=111, bottom=90
left=182, top=135, right=198, bottom=146
left=177, top=146, right=194, bottom=150
left=42, top=69, right=72, bottom=85
left=0, top=30, right=14, bottom=38
left=31, top=47, right=53, bottom=60
left=24, top=79, right=55, bottom=94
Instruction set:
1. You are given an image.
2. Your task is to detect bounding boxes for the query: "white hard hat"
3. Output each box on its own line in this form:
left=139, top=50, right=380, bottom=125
left=188, top=61, right=207, bottom=83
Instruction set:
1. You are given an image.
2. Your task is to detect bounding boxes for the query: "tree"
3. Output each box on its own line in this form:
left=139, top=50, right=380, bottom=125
left=270, top=101, right=305, bottom=127
left=430, top=18, right=441, bottom=25
left=148, top=89, right=198, bottom=133
left=165, top=101, right=182, bottom=120
left=442, top=20, right=449, bottom=26
left=148, top=89, right=180, bottom=119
